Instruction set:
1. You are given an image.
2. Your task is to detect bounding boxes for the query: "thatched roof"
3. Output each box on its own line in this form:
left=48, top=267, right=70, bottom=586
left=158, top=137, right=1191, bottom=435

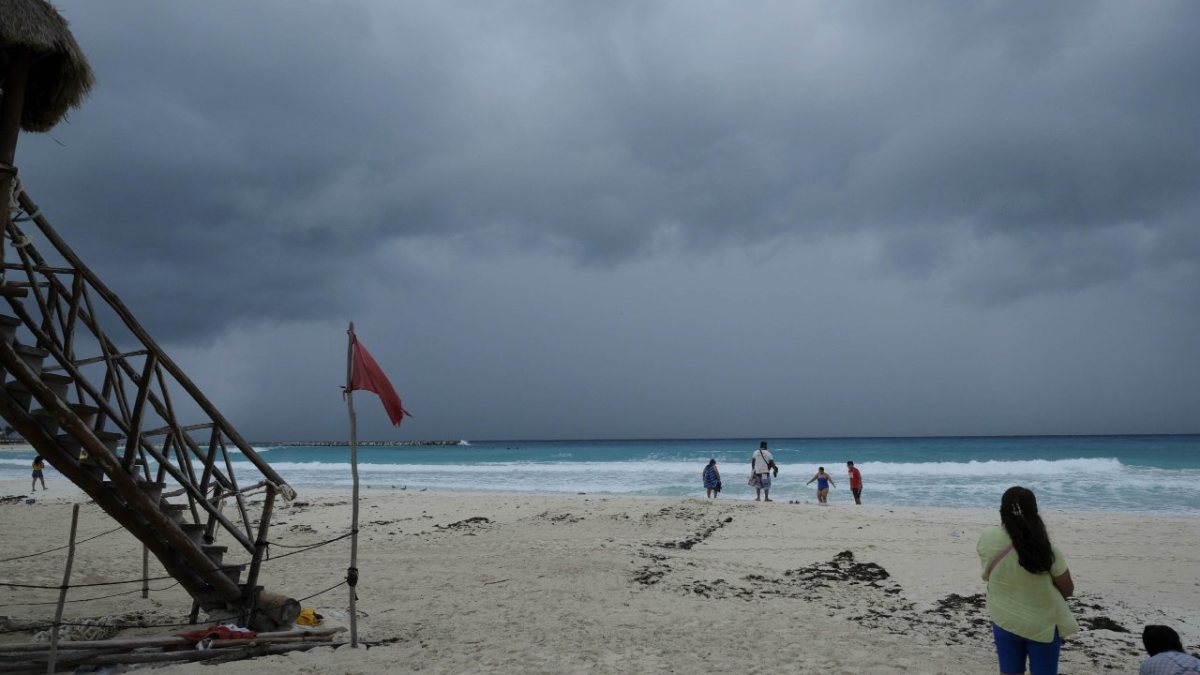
left=0, top=0, right=93, bottom=132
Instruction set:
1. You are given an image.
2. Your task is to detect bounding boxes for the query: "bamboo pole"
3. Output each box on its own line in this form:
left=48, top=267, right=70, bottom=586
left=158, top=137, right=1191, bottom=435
left=345, top=322, right=360, bottom=648
left=48, top=504, right=81, bottom=675
left=142, top=546, right=149, bottom=599
left=0, top=626, right=345, bottom=653
left=240, top=484, right=276, bottom=628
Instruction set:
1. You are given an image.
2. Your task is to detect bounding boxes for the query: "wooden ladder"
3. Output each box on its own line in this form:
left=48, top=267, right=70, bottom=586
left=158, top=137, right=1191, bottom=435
left=1, top=186, right=298, bottom=628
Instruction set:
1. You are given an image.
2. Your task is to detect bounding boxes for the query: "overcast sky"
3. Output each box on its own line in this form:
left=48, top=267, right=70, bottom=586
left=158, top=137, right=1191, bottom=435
left=14, top=1, right=1200, bottom=441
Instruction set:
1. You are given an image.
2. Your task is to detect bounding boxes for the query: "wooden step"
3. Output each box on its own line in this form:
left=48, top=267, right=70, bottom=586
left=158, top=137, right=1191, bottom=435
left=138, top=480, right=166, bottom=503
left=13, top=343, right=48, bottom=375
left=161, top=502, right=189, bottom=524
left=180, top=523, right=207, bottom=546
left=76, top=456, right=105, bottom=480
left=31, top=407, right=60, bottom=434
left=104, top=479, right=166, bottom=504
left=68, top=403, right=99, bottom=428
left=3, top=380, right=33, bottom=411
left=39, top=371, right=73, bottom=400
left=5, top=371, right=73, bottom=406
left=0, top=314, right=20, bottom=346
left=0, top=284, right=29, bottom=299
left=223, top=564, right=245, bottom=586
left=202, top=544, right=228, bottom=565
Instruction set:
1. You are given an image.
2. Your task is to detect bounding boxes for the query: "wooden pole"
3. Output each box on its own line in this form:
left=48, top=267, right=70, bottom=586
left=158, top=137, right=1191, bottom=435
left=241, top=484, right=276, bottom=629
left=345, top=322, right=360, bottom=648
left=48, top=504, right=81, bottom=675
left=141, top=545, right=149, bottom=599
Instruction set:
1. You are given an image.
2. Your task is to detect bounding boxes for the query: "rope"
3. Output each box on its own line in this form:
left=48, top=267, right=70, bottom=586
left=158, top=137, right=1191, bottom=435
left=265, top=531, right=353, bottom=550
left=2, top=531, right=353, bottom=590
left=2, top=562, right=248, bottom=591
left=0, top=582, right=180, bottom=610
left=0, top=526, right=126, bottom=564
left=297, top=580, right=347, bottom=603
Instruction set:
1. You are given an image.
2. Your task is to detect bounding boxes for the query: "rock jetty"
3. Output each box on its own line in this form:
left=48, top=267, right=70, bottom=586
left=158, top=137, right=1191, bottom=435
left=256, top=440, right=465, bottom=447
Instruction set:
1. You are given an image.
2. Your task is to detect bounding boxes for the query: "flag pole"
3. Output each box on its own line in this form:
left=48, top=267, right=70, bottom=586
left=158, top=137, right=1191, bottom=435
left=345, top=322, right=360, bottom=648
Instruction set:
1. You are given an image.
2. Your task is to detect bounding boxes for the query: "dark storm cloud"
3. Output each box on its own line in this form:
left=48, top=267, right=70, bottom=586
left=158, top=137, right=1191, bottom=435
left=16, top=0, right=1200, bottom=342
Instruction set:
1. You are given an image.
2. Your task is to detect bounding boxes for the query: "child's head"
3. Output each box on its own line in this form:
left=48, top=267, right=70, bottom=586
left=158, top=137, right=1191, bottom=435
left=708, top=458, right=716, bottom=466
left=1143, top=625, right=1184, bottom=656
left=34, top=455, right=42, bottom=463
left=818, top=466, right=825, bottom=473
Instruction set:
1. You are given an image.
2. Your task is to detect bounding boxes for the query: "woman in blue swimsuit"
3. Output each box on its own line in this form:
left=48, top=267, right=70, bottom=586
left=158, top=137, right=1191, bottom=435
left=806, top=467, right=836, bottom=504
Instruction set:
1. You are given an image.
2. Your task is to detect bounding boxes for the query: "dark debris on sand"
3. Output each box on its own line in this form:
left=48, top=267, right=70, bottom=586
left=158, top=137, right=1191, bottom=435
left=535, top=511, right=584, bottom=524
left=1079, top=615, right=1129, bottom=633
left=655, top=516, right=733, bottom=550
left=435, top=516, right=492, bottom=530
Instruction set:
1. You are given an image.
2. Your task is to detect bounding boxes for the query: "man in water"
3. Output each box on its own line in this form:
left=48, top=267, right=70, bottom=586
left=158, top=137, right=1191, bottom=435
left=847, top=461, right=863, bottom=505
left=751, top=441, right=778, bottom=502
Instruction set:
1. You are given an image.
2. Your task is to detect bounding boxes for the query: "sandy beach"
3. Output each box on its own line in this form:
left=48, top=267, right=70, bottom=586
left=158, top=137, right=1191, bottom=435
left=2, top=480, right=1197, bottom=674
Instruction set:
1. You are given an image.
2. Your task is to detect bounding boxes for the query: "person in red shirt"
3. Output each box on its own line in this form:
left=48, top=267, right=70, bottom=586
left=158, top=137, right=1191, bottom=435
left=847, top=461, right=863, bottom=505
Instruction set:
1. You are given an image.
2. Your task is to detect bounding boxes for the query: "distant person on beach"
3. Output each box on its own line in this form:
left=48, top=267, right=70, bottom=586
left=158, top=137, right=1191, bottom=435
left=702, top=459, right=722, bottom=498
left=978, top=486, right=1077, bottom=675
left=1139, top=625, right=1200, bottom=675
left=846, top=461, right=862, bottom=505
left=806, top=467, right=835, bottom=504
left=31, top=455, right=46, bottom=491
left=751, top=441, right=778, bottom=502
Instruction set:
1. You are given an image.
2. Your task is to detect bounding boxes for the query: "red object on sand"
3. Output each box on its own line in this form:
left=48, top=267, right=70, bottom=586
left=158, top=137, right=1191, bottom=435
left=350, top=337, right=411, bottom=426
left=178, top=625, right=257, bottom=641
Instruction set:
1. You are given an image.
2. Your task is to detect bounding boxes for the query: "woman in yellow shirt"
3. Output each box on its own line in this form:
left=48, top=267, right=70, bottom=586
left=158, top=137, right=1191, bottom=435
left=978, top=486, right=1077, bottom=675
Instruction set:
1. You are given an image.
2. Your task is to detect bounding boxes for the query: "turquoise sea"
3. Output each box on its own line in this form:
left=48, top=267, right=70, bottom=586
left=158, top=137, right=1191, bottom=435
left=9, top=435, right=1197, bottom=514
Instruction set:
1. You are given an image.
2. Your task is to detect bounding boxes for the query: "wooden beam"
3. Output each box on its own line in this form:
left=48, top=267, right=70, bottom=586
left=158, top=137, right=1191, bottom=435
left=122, top=353, right=157, bottom=468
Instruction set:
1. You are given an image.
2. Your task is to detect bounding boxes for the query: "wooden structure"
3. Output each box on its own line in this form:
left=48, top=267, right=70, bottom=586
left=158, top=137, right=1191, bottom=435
left=1, top=0, right=299, bottom=630
left=0, top=627, right=345, bottom=674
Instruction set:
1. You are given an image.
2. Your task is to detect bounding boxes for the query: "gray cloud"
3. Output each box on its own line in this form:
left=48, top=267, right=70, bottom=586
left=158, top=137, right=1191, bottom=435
left=8, top=1, right=1200, bottom=438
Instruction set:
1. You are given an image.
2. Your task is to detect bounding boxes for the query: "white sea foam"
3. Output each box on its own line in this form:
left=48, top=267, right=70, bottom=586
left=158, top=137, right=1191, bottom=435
left=3, top=454, right=1197, bottom=513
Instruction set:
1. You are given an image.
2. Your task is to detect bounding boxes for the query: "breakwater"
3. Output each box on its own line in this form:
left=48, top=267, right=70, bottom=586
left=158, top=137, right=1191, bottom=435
left=255, top=440, right=465, bottom=447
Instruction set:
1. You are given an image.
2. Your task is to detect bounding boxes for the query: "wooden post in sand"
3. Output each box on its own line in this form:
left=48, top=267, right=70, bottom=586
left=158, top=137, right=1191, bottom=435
left=48, top=503, right=81, bottom=675
left=142, top=546, right=150, bottom=599
left=344, top=322, right=361, bottom=648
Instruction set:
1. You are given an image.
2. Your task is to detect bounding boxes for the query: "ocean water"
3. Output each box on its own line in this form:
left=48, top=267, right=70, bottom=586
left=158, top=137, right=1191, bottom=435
left=4, top=435, right=1198, bottom=514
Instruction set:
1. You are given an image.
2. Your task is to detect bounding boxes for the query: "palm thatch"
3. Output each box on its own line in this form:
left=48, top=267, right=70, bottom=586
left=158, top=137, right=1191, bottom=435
left=0, top=0, right=93, bottom=132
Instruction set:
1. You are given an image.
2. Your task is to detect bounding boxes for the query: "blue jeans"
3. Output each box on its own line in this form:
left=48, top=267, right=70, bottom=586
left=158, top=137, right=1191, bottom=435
left=992, top=623, right=1062, bottom=675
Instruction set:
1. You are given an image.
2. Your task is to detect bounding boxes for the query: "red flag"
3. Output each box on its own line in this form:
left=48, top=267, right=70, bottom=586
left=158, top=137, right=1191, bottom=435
left=350, top=337, right=410, bottom=426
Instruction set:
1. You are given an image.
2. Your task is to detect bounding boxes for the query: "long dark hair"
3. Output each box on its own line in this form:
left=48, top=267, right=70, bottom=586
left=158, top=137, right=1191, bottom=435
left=999, top=486, right=1055, bottom=574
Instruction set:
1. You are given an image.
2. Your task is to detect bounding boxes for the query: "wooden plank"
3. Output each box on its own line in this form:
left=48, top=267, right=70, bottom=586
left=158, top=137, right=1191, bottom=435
left=43, top=349, right=151, bottom=372
left=64, top=274, right=89, bottom=363
left=140, top=421, right=212, bottom=437
left=122, top=353, right=157, bottom=468
left=0, top=627, right=342, bottom=652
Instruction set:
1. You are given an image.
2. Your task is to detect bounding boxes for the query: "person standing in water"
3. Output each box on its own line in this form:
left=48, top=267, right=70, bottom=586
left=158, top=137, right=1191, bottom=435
left=806, top=467, right=835, bottom=504
left=751, top=441, right=777, bottom=502
left=702, top=459, right=722, bottom=498
left=846, top=461, right=863, bottom=505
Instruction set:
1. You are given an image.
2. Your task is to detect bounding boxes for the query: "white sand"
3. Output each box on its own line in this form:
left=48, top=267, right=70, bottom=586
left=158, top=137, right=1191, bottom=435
left=2, top=481, right=1197, bottom=673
